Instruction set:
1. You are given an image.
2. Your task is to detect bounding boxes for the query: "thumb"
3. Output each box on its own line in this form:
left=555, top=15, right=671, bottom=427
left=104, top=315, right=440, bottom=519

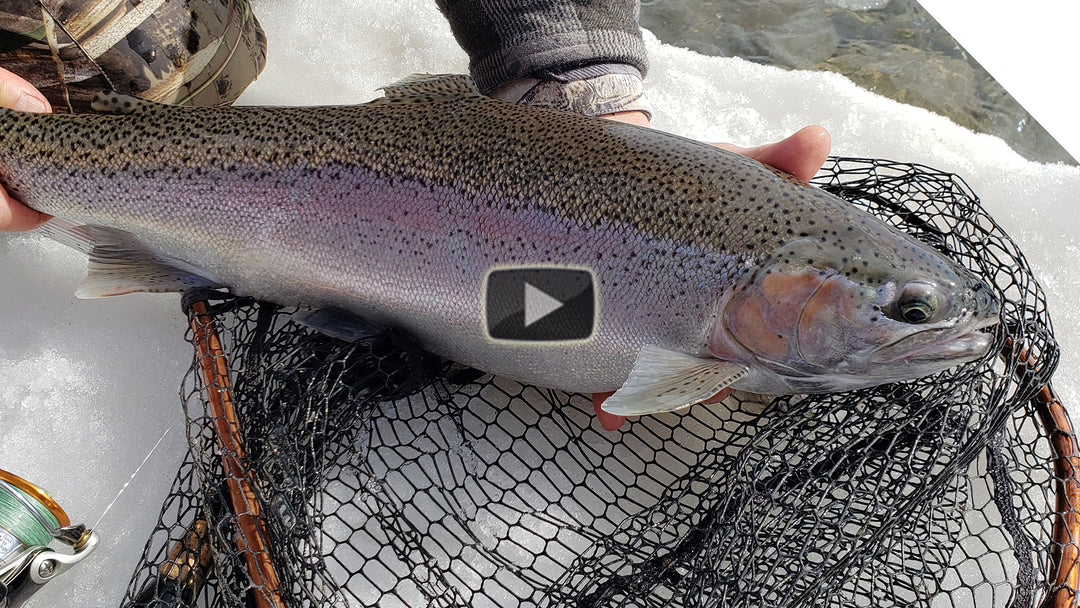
left=0, top=67, right=51, bottom=113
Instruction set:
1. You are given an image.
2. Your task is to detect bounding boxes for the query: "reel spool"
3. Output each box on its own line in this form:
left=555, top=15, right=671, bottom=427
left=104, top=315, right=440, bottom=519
left=0, top=469, right=98, bottom=608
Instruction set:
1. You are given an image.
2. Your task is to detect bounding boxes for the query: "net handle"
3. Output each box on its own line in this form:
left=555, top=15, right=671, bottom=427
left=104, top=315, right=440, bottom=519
left=1035, top=382, right=1080, bottom=608
left=188, top=299, right=286, bottom=608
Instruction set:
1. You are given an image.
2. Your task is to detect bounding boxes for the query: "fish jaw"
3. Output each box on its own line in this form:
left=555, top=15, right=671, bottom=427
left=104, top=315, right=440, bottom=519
left=867, top=313, right=998, bottom=366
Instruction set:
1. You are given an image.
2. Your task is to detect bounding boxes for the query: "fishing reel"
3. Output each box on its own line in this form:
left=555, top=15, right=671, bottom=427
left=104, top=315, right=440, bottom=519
left=0, top=469, right=98, bottom=608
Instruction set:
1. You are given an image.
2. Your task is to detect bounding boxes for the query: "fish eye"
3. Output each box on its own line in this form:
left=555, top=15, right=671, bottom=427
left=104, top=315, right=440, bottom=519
left=895, top=282, right=941, bottom=324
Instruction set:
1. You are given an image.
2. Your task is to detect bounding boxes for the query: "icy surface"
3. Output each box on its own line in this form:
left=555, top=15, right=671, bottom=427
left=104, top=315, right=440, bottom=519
left=0, top=1, right=1076, bottom=606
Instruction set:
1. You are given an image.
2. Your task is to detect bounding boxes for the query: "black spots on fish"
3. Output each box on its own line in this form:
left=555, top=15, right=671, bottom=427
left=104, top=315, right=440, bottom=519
left=4, top=100, right=848, bottom=280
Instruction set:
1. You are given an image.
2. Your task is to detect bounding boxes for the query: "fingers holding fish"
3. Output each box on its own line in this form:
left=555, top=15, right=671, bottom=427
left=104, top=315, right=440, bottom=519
left=593, top=386, right=734, bottom=432
left=592, top=391, right=625, bottom=431
left=0, top=67, right=52, bottom=232
left=0, top=67, right=51, bottom=114
left=598, top=110, right=652, bottom=128
left=0, top=185, right=49, bottom=232
left=601, top=110, right=831, bottom=184
left=711, top=125, right=832, bottom=184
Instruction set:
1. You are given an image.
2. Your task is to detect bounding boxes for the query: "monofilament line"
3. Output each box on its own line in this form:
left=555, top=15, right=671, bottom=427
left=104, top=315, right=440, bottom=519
left=92, top=427, right=172, bottom=531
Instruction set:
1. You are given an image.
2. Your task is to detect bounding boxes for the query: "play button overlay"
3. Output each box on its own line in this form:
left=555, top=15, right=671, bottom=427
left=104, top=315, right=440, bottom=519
left=484, top=266, right=596, bottom=342
left=524, top=283, right=564, bottom=327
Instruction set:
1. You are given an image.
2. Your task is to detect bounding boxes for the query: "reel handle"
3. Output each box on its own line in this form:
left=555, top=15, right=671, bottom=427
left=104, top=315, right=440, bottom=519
left=28, top=529, right=99, bottom=584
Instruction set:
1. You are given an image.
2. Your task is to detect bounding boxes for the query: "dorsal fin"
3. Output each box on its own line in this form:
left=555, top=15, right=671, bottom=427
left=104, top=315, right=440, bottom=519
left=90, top=90, right=158, bottom=115
left=377, top=74, right=482, bottom=103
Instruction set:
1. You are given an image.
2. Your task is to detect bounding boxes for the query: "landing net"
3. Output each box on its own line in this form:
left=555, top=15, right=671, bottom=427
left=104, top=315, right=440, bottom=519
left=122, top=157, right=1069, bottom=608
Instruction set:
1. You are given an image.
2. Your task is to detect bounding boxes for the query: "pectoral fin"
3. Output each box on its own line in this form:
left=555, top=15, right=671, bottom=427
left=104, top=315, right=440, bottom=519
left=36, top=219, right=221, bottom=297
left=601, top=346, right=749, bottom=416
left=291, top=308, right=385, bottom=342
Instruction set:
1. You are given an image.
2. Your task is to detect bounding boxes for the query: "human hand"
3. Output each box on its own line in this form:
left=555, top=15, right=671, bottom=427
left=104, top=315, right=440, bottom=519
left=712, top=125, right=832, bottom=184
left=593, top=112, right=832, bottom=431
left=602, top=110, right=831, bottom=182
left=0, top=66, right=52, bottom=232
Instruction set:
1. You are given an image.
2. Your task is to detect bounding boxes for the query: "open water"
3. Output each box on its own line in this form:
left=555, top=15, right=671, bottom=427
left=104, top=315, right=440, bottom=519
left=641, top=0, right=1076, bottom=165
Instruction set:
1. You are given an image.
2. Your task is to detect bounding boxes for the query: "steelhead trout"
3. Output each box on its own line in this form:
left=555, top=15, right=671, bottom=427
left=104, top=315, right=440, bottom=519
left=0, top=75, right=999, bottom=415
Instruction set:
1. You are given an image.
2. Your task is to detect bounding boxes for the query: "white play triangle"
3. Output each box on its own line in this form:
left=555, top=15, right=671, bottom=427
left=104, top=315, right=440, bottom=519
left=523, top=282, right=564, bottom=327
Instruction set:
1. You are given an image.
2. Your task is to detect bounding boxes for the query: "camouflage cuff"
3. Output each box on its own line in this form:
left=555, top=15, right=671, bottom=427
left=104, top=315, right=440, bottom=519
left=491, top=72, right=652, bottom=120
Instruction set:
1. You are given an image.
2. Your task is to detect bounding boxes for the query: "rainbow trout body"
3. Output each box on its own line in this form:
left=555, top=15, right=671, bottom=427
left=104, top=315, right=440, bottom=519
left=0, top=75, right=999, bottom=415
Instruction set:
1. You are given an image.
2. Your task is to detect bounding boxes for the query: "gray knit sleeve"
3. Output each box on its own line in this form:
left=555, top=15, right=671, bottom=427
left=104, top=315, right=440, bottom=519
left=434, top=0, right=648, bottom=94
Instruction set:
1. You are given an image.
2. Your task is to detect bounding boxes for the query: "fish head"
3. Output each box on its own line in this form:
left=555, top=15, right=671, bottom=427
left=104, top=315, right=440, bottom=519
left=714, top=226, right=1000, bottom=394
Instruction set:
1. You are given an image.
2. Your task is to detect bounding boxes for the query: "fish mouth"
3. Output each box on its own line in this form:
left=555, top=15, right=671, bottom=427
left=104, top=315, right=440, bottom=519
left=870, top=317, right=999, bottom=366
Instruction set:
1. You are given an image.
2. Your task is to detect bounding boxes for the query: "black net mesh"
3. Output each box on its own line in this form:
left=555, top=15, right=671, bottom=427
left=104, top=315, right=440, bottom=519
left=121, top=157, right=1069, bottom=608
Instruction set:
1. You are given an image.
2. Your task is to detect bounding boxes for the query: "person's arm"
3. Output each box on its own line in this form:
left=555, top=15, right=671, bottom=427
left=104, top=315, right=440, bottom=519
left=434, top=0, right=647, bottom=94
left=436, top=0, right=653, bottom=124
left=435, top=0, right=830, bottom=179
left=0, top=67, right=52, bottom=232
